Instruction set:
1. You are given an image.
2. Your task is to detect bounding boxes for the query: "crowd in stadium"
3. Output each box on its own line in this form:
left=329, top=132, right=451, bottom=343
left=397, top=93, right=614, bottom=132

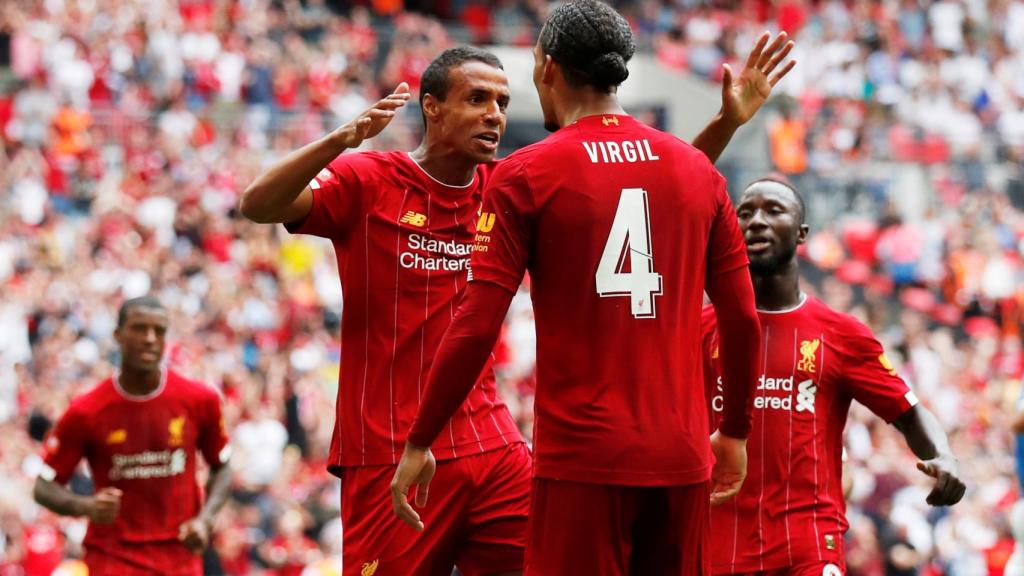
left=0, top=0, right=1022, bottom=574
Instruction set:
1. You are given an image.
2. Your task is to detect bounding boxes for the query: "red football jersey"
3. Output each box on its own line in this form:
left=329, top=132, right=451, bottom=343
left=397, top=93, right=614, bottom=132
left=40, top=370, right=229, bottom=571
left=287, top=150, right=521, bottom=469
left=470, top=114, right=748, bottom=486
left=701, top=295, right=918, bottom=571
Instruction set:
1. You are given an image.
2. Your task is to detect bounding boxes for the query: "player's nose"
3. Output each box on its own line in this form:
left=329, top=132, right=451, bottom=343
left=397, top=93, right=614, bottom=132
left=747, top=208, right=769, bottom=228
left=482, top=101, right=502, bottom=124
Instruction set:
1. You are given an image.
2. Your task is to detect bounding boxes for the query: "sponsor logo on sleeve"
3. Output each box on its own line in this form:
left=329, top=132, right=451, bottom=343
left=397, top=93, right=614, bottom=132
left=879, top=353, right=898, bottom=376
left=308, top=167, right=334, bottom=190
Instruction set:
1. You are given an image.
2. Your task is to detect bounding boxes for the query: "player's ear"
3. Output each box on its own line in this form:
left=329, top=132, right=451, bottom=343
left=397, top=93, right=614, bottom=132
left=541, top=54, right=557, bottom=86
left=421, top=93, right=442, bottom=125
left=797, top=224, right=810, bottom=245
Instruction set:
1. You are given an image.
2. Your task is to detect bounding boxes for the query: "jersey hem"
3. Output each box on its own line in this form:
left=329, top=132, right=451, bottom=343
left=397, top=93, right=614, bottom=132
left=713, top=552, right=845, bottom=574
left=534, top=462, right=711, bottom=486
left=327, top=432, right=524, bottom=475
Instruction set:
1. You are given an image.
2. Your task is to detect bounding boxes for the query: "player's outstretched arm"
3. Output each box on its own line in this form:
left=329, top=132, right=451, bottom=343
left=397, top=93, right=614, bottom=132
left=691, top=31, right=796, bottom=164
left=892, top=405, right=966, bottom=506
left=391, top=282, right=515, bottom=530
left=179, top=463, right=233, bottom=555
left=33, top=478, right=122, bottom=524
left=239, top=83, right=411, bottom=224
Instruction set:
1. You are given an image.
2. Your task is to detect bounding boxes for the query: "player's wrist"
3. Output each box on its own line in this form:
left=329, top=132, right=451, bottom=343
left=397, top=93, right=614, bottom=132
left=716, top=420, right=751, bottom=442
left=328, top=126, right=359, bottom=151
left=73, top=495, right=95, bottom=518
left=715, top=108, right=743, bottom=132
left=197, top=512, right=216, bottom=531
left=404, top=439, right=431, bottom=452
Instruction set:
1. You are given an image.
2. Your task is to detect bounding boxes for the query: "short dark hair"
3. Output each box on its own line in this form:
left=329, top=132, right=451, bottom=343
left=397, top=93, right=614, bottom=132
left=419, top=46, right=504, bottom=110
left=746, top=173, right=807, bottom=224
left=539, top=0, right=636, bottom=92
left=117, top=295, right=166, bottom=328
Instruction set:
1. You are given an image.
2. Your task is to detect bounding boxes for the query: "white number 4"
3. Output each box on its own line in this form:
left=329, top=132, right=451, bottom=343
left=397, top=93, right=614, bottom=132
left=595, top=188, right=663, bottom=318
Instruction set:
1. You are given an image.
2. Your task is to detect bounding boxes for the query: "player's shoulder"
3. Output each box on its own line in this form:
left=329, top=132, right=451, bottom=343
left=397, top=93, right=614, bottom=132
left=632, top=121, right=721, bottom=173
left=64, top=377, right=117, bottom=415
left=166, top=370, right=222, bottom=401
left=804, top=296, right=876, bottom=339
left=499, top=138, right=551, bottom=169
left=327, top=149, right=400, bottom=177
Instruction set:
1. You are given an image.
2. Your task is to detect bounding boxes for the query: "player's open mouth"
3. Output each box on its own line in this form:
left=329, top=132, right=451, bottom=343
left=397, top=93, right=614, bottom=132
left=474, top=133, right=499, bottom=150
left=745, top=236, right=772, bottom=253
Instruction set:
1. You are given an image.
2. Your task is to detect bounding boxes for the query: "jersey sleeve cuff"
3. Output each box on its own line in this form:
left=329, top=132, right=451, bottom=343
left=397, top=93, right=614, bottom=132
left=718, top=419, right=751, bottom=440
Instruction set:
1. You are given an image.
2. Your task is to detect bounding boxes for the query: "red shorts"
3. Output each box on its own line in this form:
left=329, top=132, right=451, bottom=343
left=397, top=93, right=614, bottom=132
left=84, top=542, right=200, bottom=576
left=722, top=561, right=847, bottom=576
left=341, top=442, right=531, bottom=576
left=525, top=479, right=711, bottom=576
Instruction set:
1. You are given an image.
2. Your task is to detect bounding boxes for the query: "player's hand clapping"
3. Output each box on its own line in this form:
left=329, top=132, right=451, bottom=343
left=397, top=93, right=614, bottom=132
left=710, top=431, right=748, bottom=506
left=85, top=487, right=122, bottom=525
left=720, top=31, right=796, bottom=127
left=178, top=516, right=213, bottom=555
left=917, top=455, right=966, bottom=506
left=334, top=82, right=412, bottom=149
left=391, top=442, right=437, bottom=531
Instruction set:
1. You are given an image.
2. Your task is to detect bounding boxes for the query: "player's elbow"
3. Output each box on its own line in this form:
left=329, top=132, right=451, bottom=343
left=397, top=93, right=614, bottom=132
left=32, top=477, right=49, bottom=507
left=238, top=186, right=271, bottom=223
left=1013, top=412, right=1024, bottom=435
left=736, top=303, right=760, bottom=333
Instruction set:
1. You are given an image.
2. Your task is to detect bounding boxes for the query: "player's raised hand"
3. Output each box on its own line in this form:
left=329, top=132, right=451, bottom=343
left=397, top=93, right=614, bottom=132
left=720, top=31, right=796, bottom=127
left=916, top=455, right=966, bottom=506
left=87, top=487, right=122, bottom=524
left=335, top=82, right=412, bottom=149
left=710, top=431, right=748, bottom=506
left=390, top=442, right=437, bottom=531
left=178, top=516, right=213, bottom=555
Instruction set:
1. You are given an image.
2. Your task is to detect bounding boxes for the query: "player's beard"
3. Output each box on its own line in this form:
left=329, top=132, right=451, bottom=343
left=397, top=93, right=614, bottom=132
left=748, top=242, right=798, bottom=277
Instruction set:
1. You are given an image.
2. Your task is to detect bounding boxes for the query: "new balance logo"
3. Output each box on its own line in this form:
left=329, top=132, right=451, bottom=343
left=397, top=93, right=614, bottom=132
left=106, top=429, right=127, bottom=445
left=796, top=379, right=817, bottom=413
left=879, top=353, right=897, bottom=376
left=400, top=211, right=427, bottom=227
